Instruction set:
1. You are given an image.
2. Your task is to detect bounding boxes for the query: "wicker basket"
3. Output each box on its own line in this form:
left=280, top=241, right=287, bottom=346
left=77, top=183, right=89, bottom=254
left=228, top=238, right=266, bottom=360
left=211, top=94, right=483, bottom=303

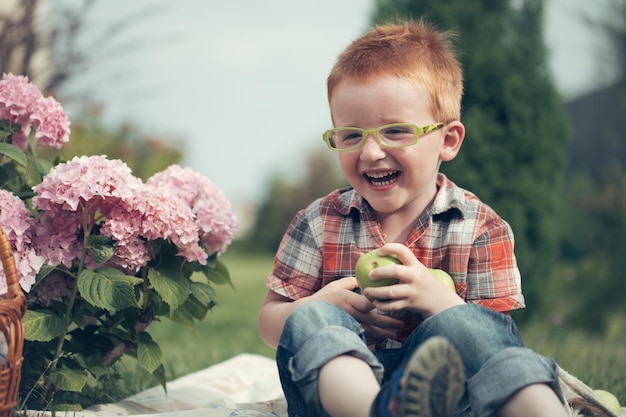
left=0, top=226, right=26, bottom=417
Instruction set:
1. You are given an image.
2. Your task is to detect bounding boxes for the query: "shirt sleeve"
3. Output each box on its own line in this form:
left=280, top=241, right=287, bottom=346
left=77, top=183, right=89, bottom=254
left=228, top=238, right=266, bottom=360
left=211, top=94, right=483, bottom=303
left=466, top=215, right=525, bottom=312
left=265, top=209, right=324, bottom=300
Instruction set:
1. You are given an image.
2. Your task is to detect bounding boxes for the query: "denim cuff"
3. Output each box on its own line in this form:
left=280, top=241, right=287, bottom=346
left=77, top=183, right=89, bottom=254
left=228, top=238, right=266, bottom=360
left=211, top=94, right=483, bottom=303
left=288, top=325, right=383, bottom=416
left=467, top=347, right=562, bottom=417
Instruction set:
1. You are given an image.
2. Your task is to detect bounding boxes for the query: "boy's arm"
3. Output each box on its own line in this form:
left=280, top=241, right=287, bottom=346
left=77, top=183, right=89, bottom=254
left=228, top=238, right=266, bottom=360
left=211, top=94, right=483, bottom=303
left=258, top=290, right=304, bottom=348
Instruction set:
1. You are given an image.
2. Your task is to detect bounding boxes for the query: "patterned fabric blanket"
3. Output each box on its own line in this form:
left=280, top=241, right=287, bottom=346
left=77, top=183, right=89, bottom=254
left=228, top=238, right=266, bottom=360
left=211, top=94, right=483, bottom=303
left=27, top=353, right=624, bottom=417
left=30, top=354, right=287, bottom=417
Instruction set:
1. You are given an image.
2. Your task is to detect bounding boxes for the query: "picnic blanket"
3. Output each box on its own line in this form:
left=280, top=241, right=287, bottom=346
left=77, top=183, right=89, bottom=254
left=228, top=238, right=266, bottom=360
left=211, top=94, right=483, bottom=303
left=31, top=354, right=287, bottom=417
left=27, top=353, right=625, bottom=417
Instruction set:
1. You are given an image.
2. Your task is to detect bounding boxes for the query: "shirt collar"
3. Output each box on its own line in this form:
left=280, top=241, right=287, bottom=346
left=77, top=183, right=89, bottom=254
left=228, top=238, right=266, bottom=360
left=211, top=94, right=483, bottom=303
left=429, top=174, right=466, bottom=218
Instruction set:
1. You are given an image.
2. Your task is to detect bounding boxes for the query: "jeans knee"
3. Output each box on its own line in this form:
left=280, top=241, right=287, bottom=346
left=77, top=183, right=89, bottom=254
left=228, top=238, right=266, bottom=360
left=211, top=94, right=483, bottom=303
left=424, top=304, right=521, bottom=343
left=281, top=302, right=363, bottom=351
left=287, top=301, right=337, bottom=326
left=411, top=304, right=524, bottom=375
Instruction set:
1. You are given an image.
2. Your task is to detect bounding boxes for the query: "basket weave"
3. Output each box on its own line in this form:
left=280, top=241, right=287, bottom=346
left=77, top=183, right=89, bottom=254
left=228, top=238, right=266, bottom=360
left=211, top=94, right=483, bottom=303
left=0, top=226, right=26, bottom=417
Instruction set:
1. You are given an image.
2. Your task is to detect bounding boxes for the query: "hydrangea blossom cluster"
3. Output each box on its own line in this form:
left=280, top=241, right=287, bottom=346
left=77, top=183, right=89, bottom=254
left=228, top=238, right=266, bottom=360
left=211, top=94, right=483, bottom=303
left=0, top=73, right=70, bottom=149
left=30, top=155, right=235, bottom=274
left=0, top=190, right=43, bottom=293
left=147, top=165, right=238, bottom=256
left=102, top=185, right=208, bottom=271
left=31, top=155, right=143, bottom=269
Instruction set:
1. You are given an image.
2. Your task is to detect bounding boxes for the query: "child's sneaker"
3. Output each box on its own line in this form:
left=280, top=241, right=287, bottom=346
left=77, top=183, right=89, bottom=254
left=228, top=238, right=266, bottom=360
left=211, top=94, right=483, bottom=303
left=371, top=336, right=465, bottom=417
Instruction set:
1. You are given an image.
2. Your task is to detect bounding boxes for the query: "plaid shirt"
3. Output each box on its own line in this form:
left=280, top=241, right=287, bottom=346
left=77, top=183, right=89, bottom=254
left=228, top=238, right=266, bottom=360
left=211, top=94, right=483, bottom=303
left=266, top=173, right=525, bottom=344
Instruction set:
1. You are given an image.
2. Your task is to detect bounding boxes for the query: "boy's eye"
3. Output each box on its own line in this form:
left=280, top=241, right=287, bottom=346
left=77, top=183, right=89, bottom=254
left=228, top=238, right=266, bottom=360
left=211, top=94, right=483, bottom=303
left=380, top=125, right=416, bottom=141
left=381, top=126, right=412, bottom=135
left=338, top=131, right=363, bottom=143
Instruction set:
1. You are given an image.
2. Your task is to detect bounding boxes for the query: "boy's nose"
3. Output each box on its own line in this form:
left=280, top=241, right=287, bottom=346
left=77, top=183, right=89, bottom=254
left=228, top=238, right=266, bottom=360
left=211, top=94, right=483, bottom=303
left=360, top=134, right=386, bottom=160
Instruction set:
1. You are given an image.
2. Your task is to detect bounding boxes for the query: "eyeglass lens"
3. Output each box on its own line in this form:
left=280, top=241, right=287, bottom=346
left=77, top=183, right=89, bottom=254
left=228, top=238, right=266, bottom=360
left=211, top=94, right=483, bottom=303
left=329, top=124, right=419, bottom=150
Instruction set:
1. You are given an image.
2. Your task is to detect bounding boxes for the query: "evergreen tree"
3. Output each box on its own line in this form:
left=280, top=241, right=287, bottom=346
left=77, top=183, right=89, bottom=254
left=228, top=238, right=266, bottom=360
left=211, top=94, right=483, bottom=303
left=372, top=0, right=570, bottom=322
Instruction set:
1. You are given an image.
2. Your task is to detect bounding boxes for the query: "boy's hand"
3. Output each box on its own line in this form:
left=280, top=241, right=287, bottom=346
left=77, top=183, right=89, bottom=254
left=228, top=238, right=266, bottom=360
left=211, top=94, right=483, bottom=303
left=362, top=243, right=465, bottom=318
left=310, top=276, right=404, bottom=343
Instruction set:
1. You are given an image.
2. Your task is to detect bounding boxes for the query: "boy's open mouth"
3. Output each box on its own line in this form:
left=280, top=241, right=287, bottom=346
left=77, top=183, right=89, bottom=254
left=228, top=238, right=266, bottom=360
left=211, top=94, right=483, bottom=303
left=364, top=171, right=399, bottom=186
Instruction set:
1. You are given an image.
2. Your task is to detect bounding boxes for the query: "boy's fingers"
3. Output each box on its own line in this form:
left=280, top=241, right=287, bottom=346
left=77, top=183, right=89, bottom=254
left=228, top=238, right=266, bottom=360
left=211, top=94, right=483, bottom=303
left=377, top=243, right=420, bottom=266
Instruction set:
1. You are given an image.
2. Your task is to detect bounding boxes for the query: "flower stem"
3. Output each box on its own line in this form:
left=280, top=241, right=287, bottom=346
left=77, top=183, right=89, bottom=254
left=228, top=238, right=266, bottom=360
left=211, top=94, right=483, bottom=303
left=44, top=207, right=94, bottom=393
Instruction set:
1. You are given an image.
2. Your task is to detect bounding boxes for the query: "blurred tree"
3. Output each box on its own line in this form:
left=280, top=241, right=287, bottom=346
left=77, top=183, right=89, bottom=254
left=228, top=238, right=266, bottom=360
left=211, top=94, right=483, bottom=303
left=1, top=0, right=182, bottom=179
left=241, top=149, right=346, bottom=254
left=557, top=0, right=626, bottom=335
left=559, top=168, right=626, bottom=335
left=372, top=0, right=570, bottom=323
left=0, top=0, right=164, bottom=95
left=599, top=0, right=626, bottom=79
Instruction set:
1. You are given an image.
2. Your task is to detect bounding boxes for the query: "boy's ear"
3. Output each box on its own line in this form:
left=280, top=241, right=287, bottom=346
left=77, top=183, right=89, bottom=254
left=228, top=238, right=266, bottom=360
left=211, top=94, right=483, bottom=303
left=440, top=121, right=465, bottom=162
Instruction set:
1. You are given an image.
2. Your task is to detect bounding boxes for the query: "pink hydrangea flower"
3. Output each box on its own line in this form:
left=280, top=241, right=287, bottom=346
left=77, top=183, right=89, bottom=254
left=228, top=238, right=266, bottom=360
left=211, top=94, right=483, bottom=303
left=103, top=185, right=207, bottom=272
left=31, top=210, right=85, bottom=268
left=0, top=189, right=43, bottom=293
left=33, top=155, right=143, bottom=212
left=30, top=96, right=70, bottom=149
left=0, top=73, right=70, bottom=150
left=32, top=156, right=212, bottom=273
left=0, top=73, right=40, bottom=149
left=147, top=165, right=238, bottom=255
left=32, top=155, right=144, bottom=268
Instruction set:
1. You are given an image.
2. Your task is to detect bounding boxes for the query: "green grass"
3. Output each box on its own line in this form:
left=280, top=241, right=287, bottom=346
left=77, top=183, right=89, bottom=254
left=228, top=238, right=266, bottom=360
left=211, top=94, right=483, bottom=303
left=137, top=252, right=625, bottom=404
left=522, top=329, right=626, bottom=399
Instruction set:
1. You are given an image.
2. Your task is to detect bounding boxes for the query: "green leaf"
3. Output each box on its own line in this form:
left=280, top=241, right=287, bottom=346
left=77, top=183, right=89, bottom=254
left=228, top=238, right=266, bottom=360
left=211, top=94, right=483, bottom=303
left=35, top=264, right=61, bottom=281
left=190, top=281, right=217, bottom=306
left=182, top=295, right=210, bottom=321
left=152, top=364, right=167, bottom=393
left=75, top=351, right=107, bottom=378
left=49, top=368, right=88, bottom=392
left=23, top=310, right=67, bottom=342
left=85, top=372, right=99, bottom=388
left=168, top=307, right=196, bottom=328
left=137, top=332, right=162, bottom=373
left=77, top=268, right=140, bottom=312
left=204, top=259, right=233, bottom=287
left=29, top=154, right=53, bottom=176
left=147, top=268, right=190, bottom=312
left=32, top=265, right=72, bottom=293
left=86, top=235, right=115, bottom=264
left=0, top=142, right=27, bottom=167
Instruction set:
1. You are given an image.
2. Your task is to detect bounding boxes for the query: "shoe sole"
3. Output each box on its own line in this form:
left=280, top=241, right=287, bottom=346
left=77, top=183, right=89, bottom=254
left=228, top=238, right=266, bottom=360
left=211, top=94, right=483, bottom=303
left=399, top=336, right=465, bottom=417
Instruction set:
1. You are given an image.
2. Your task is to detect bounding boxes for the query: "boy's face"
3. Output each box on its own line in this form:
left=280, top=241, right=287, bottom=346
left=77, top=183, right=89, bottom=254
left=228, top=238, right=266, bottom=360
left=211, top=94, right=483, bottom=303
left=329, top=75, right=459, bottom=217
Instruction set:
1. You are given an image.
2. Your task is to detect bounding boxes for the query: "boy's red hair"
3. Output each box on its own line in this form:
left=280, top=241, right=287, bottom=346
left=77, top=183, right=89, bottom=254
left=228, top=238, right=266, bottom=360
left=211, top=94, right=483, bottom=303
left=327, top=20, right=463, bottom=123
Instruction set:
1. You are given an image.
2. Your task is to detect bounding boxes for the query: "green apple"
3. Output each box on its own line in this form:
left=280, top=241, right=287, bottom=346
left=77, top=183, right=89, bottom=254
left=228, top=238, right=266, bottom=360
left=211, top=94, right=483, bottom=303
left=427, top=268, right=456, bottom=292
left=355, top=250, right=401, bottom=301
left=593, top=389, right=621, bottom=416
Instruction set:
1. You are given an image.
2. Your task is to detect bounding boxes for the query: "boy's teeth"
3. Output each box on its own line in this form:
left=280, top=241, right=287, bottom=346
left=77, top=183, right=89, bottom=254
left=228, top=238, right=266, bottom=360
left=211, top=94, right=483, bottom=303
left=368, top=171, right=394, bottom=179
left=366, top=171, right=398, bottom=186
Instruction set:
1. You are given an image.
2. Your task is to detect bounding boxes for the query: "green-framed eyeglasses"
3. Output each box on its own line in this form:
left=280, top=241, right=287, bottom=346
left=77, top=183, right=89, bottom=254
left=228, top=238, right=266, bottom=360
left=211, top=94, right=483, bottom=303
left=322, top=122, right=444, bottom=152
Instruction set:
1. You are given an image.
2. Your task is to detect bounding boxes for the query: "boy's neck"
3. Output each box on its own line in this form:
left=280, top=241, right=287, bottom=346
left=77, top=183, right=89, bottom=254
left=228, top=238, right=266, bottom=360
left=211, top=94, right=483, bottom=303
left=379, top=217, right=416, bottom=243
left=377, top=206, right=426, bottom=244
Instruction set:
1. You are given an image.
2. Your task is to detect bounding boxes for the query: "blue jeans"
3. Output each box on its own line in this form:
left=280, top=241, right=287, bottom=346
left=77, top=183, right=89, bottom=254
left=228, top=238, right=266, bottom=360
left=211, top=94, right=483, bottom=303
left=276, top=302, right=562, bottom=417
